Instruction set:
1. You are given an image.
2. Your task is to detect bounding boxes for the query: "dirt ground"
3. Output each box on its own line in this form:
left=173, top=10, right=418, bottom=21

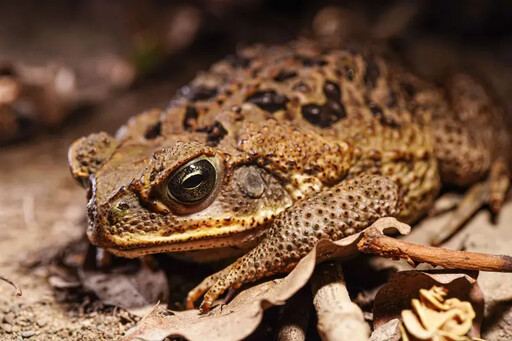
left=0, top=79, right=179, bottom=340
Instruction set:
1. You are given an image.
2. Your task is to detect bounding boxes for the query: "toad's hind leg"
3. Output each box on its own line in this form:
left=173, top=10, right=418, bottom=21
left=429, top=75, right=510, bottom=245
left=431, top=158, right=511, bottom=246
left=186, top=174, right=403, bottom=313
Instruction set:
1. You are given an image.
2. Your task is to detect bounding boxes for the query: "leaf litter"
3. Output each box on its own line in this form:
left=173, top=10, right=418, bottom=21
left=122, top=218, right=411, bottom=341
left=373, top=271, right=484, bottom=339
left=119, top=214, right=512, bottom=341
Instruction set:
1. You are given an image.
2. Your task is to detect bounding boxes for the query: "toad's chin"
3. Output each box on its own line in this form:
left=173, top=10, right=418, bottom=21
left=90, top=224, right=268, bottom=258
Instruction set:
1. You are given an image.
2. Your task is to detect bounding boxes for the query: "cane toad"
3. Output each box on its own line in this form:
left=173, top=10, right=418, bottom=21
left=68, top=41, right=510, bottom=312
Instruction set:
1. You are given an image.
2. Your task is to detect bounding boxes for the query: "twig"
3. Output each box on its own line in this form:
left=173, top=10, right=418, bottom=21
left=430, top=182, right=488, bottom=246
left=0, top=274, right=22, bottom=296
left=358, top=227, right=512, bottom=272
left=427, top=193, right=460, bottom=218
left=277, top=287, right=311, bottom=341
left=310, top=261, right=370, bottom=341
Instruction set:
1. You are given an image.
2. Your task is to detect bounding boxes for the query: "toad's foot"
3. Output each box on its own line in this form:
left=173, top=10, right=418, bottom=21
left=185, top=267, right=232, bottom=310
left=430, top=158, right=510, bottom=246
left=186, top=174, right=402, bottom=313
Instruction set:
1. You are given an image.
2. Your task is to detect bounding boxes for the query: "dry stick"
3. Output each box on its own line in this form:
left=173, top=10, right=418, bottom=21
left=310, top=261, right=370, bottom=341
left=277, top=287, right=311, bottom=341
left=358, top=227, right=512, bottom=272
left=430, top=182, right=488, bottom=246
left=0, top=274, right=22, bottom=296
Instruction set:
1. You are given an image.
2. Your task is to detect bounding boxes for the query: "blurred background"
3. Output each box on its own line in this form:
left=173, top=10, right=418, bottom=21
left=0, top=1, right=511, bottom=339
left=1, top=0, right=511, bottom=144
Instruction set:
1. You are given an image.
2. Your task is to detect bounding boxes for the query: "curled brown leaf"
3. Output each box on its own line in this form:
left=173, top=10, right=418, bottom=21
left=400, top=285, right=478, bottom=340
left=373, top=271, right=484, bottom=339
left=80, top=262, right=169, bottom=317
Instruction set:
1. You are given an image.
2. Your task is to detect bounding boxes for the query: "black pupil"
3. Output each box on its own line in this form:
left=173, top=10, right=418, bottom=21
left=182, top=174, right=204, bottom=189
left=167, top=159, right=216, bottom=204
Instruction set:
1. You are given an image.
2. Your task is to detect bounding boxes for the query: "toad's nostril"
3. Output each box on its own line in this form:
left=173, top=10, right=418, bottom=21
left=111, top=202, right=130, bottom=221
left=116, top=201, right=130, bottom=211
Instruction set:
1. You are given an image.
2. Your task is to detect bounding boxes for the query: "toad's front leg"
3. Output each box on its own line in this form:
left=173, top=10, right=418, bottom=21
left=187, top=174, right=403, bottom=313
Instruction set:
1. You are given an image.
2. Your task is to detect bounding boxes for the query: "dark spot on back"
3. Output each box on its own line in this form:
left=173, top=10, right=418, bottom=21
left=302, top=81, right=346, bottom=127
left=368, top=101, right=383, bottom=116
left=226, top=54, right=251, bottom=68
left=144, top=121, right=162, bottom=139
left=368, top=100, right=401, bottom=129
left=380, top=116, right=401, bottom=129
left=274, top=70, right=297, bottom=82
left=324, top=81, right=341, bottom=101
left=180, top=85, right=218, bottom=102
left=302, top=105, right=323, bottom=125
left=297, top=56, right=328, bottom=67
left=292, top=81, right=310, bottom=92
left=203, top=121, right=228, bottom=146
left=363, top=57, right=380, bottom=89
left=183, top=106, right=199, bottom=130
left=246, top=90, right=289, bottom=112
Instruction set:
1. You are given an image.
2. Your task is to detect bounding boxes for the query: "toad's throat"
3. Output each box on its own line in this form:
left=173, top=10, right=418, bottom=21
left=102, top=225, right=268, bottom=258
left=88, top=218, right=272, bottom=258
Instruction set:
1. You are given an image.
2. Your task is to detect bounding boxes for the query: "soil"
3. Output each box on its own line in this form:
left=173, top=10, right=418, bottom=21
left=0, top=79, right=181, bottom=340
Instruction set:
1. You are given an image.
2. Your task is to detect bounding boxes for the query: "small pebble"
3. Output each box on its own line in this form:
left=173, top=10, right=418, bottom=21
left=18, top=320, right=32, bottom=327
left=1, top=323, right=12, bottom=333
left=21, top=330, right=36, bottom=338
left=3, top=312, right=15, bottom=325
left=10, top=305, right=21, bottom=315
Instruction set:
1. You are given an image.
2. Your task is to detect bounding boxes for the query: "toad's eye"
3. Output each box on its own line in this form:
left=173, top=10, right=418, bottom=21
left=166, top=158, right=217, bottom=204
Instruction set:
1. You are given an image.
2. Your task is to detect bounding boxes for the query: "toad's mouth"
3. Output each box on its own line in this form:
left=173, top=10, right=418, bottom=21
left=87, top=222, right=269, bottom=258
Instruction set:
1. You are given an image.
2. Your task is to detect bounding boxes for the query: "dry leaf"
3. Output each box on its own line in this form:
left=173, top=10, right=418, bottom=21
left=80, top=263, right=169, bottom=317
left=48, top=275, right=81, bottom=289
left=400, top=286, right=478, bottom=340
left=369, top=318, right=401, bottom=341
left=122, top=218, right=410, bottom=341
left=373, top=270, right=484, bottom=338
